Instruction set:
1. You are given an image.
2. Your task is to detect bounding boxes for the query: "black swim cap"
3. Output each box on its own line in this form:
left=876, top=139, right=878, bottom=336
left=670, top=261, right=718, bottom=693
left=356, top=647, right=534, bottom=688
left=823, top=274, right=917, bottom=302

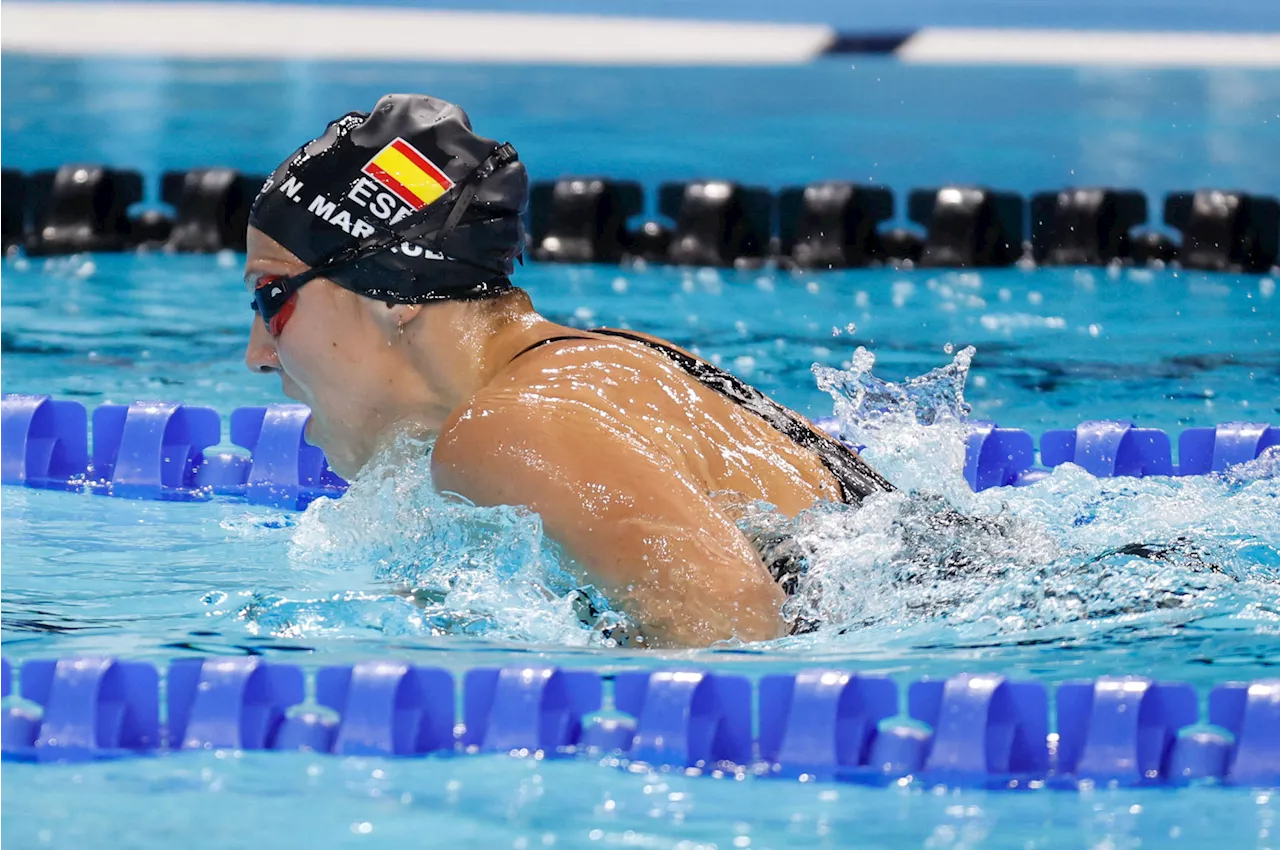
left=249, top=93, right=527, bottom=303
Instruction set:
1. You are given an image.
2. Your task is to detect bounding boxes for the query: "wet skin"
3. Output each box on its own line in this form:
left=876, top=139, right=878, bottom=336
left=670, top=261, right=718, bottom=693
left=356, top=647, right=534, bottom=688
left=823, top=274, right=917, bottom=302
left=243, top=227, right=852, bottom=647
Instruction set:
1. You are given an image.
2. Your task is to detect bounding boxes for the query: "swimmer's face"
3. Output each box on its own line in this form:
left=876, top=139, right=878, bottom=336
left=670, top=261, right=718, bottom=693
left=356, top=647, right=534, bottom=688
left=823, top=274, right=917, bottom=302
left=243, top=227, right=409, bottom=478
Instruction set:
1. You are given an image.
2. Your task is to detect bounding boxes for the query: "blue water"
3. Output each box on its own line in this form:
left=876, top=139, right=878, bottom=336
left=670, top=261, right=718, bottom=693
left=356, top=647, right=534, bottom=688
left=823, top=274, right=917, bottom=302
left=5, top=58, right=1280, bottom=216
left=3, top=54, right=1280, bottom=849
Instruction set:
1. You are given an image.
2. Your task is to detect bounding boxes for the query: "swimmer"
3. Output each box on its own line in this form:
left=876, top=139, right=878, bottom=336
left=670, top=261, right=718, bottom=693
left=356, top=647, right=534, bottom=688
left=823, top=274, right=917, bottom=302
left=244, top=94, right=894, bottom=647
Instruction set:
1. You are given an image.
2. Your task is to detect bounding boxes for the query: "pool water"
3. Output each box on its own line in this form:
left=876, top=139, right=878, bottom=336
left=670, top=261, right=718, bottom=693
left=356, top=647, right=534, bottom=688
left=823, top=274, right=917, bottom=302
left=3, top=54, right=1280, bottom=849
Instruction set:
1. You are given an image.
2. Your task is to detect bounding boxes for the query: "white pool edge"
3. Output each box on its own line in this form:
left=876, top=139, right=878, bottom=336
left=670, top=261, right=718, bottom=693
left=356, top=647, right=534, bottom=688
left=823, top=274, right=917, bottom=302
left=0, top=3, right=836, bottom=65
left=2, top=4, right=1279, bottom=67
left=900, top=28, right=1280, bottom=68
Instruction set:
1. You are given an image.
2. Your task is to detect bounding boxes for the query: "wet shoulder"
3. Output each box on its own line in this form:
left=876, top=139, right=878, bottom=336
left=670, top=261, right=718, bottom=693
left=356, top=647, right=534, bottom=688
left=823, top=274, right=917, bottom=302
left=436, top=335, right=702, bottom=464
left=491, top=332, right=703, bottom=400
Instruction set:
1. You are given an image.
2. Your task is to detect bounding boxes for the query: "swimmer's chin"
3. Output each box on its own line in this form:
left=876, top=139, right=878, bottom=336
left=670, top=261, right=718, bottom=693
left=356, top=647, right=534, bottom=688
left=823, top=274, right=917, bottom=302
left=302, top=416, right=322, bottom=450
left=320, top=447, right=363, bottom=481
left=301, top=419, right=355, bottom=479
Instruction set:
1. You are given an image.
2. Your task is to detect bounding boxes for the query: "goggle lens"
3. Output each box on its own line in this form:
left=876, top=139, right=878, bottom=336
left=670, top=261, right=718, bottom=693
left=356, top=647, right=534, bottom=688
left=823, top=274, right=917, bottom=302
left=251, top=274, right=299, bottom=337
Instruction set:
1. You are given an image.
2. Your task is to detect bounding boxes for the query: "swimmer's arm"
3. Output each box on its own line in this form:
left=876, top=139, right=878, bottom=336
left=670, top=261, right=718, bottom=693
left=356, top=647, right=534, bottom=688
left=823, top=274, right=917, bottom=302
left=432, top=400, right=788, bottom=648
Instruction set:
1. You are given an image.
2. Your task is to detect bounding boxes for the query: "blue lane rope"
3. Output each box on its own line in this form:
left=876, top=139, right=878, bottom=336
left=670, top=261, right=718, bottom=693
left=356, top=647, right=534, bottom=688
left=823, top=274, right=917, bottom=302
left=1, top=394, right=1276, bottom=508
left=2, top=657, right=1277, bottom=786
left=1, top=395, right=346, bottom=509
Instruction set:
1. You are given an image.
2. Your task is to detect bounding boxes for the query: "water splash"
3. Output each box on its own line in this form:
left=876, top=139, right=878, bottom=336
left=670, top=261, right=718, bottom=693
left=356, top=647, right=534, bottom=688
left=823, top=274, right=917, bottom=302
left=813, top=346, right=975, bottom=496
left=770, top=348, right=1280, bottom=648
left=814, top=345, right=975, bottom=431
left=236, top=431, right=629, bottom=646
left=1225, top=445, right=1280, bottom=483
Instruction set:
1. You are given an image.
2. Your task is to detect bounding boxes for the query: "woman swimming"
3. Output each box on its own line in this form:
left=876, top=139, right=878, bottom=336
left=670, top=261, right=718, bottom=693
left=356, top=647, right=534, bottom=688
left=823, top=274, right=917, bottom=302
left=243, top=94, right=893, bottom=647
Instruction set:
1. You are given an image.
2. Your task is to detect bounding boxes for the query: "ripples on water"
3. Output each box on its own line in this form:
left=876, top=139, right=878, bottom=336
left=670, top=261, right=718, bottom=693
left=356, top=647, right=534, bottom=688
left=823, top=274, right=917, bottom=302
left=242, top=346, right=1280, bottom=652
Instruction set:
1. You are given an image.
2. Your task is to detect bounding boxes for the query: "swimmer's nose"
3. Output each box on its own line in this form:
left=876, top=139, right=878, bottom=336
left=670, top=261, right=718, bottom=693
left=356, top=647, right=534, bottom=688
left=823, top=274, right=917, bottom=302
left=245, top=318, right=281, bottom=374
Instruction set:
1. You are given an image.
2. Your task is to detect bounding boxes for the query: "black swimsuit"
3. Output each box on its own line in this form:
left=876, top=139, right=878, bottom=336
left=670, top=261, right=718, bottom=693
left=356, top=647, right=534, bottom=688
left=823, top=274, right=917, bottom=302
left=510, top=329, right=894, bottom=603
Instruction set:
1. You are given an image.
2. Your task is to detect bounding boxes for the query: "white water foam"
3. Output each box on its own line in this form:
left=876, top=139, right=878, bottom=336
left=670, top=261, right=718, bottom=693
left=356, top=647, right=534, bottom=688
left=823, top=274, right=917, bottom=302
left=773, top=347, right=1280, bottom=648
left=271, top=433, right=627, bottom=646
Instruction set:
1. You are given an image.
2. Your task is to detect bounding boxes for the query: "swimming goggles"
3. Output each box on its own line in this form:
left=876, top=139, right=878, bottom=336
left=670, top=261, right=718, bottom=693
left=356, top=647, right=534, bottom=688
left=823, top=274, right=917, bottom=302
left=250, top=142, right=518, bottom=336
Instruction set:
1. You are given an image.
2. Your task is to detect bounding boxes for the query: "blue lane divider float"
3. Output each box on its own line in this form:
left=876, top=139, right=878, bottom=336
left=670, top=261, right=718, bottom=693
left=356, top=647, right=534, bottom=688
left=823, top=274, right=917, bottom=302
left=1179, top=423, right=1280, bottom=475
left=320, top=661, right=454, bottom=756
left=168, top=657, right=305, bottom=750
left=1040, top=420, right=1175, bottom=479
left=811, top=416, right=1279, bottom=492
left=2, top=657, right=1277, bottom=787
left=3, top=395, right=1277, bottom=503
left=909, top=674, right=1050, bottom=781
left=1209, top=681, right=1280, bottom=785
left=229, top=405, right=347, bottom=508
left=0, top=395, right=88, bottom=490
left=757, top=669, right=897, bottom=779
left=962, top=421, right=1039, bottom=490
left=1, top=395, right=346, bottom=508
left=90, top=401, right=222, bottom=499
left=3, top=657, right=160, bottom=762
left=464, top=666, right=601, bottom=755
left=1055, top=677, right=1197, bottom=785
left=614, top=669, right=753, bottom=768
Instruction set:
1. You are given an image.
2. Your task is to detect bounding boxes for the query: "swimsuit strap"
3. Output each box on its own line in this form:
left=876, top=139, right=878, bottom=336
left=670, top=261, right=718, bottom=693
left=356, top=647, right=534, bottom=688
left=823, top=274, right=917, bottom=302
left=590, top=329, right=894, bottom=505
left=509, top=334, right=595, bottom=362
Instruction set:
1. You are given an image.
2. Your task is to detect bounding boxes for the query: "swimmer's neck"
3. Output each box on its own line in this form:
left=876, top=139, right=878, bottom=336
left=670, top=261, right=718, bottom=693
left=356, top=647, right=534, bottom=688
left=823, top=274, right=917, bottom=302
left=380, top=291, right=577, bottom=436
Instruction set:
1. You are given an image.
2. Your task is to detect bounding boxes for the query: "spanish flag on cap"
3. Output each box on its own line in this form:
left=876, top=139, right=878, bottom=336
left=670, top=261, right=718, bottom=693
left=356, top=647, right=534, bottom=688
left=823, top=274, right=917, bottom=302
left=362, top=137, right=455, bottom=210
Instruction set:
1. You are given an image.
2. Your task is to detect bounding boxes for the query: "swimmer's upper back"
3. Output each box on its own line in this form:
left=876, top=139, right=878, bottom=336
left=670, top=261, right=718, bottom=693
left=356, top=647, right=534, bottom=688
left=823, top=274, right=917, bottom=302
left=470, top=329, right=853, bottom=516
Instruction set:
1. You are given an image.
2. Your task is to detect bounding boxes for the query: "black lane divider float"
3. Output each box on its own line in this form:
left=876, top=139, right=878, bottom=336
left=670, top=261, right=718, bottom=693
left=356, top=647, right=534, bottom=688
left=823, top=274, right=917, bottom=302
left=3, top=165, right=266, bottom=256
left=3, top=165, right=1278, bottom=272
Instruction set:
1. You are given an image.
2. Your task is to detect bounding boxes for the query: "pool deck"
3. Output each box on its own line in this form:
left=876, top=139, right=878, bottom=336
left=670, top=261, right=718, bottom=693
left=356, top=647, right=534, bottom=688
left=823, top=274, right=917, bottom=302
left=4, top=1, right=1280, bottom=66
